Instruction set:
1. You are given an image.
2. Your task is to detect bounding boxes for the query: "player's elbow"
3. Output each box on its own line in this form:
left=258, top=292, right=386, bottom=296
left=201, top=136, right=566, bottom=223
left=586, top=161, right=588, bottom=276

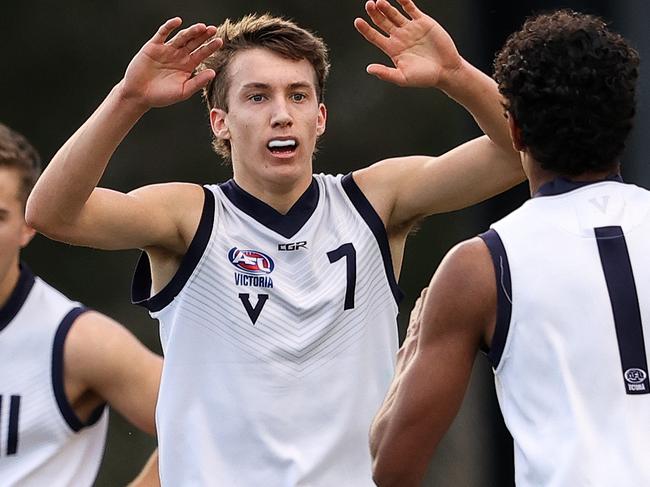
left=25, top=191, right=53, bottom=230
left=25, top=197, right=42, bottom=229
left=25, top=204, right=57, bottom=239
left=25, top=192, right=72, bottom=239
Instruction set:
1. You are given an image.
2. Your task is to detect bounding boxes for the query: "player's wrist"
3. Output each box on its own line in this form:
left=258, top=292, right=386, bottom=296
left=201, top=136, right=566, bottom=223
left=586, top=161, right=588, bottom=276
left=436, top=57, right=473, bottom=94
left=113, top=80, right=152, bottom=114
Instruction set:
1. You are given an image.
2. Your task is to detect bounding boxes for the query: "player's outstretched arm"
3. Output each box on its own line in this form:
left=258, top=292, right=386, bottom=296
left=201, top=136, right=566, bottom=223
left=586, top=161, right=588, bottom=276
left=354, top=0, right=514, bottom=152
left=355, top=134, right=523, bottom=235
left=26, top=20, right=222, bottom=253
left=370, top=238, right=495, bottom=486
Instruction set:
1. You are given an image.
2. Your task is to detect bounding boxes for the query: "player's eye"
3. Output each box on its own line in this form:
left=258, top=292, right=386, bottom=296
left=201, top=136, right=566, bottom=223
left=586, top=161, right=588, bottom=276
left=291, top=93, right=306, bottom=102
left=249, top=94, right=265, bottom=103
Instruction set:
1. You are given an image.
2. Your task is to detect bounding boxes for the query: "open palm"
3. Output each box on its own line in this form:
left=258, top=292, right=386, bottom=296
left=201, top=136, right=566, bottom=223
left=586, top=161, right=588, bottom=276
left=355, top=0, right=463, bottom=88
left=122, top=18, right=222, bottom=108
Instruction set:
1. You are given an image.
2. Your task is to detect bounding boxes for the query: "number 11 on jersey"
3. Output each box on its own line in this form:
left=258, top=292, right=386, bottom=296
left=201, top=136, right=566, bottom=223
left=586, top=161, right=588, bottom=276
left=0, top=395, right=21, bottom=455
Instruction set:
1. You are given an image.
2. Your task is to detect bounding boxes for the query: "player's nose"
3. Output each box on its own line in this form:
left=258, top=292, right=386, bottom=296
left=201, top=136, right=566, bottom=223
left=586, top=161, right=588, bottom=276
left=270, top=99, right=293, bottom=128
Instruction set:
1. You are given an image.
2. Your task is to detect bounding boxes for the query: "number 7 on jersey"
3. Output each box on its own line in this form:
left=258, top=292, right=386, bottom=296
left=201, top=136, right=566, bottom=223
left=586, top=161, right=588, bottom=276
left=327, top=243, right=356, bottom=311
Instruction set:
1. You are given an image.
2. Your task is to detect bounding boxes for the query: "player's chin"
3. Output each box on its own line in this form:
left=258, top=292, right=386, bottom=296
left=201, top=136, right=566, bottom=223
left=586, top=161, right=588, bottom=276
left=262, top=156, right=309, bottom=181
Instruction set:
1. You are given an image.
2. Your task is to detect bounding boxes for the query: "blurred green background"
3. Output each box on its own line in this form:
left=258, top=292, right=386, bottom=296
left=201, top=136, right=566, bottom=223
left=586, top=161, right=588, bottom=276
left=2, top=0, right=647, bottom=485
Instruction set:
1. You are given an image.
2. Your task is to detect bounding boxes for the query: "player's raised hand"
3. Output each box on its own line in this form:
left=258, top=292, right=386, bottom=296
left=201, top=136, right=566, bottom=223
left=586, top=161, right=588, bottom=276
left=354, top=0, right=462, bottom=88
left=121, top=18, right=223, bottom=108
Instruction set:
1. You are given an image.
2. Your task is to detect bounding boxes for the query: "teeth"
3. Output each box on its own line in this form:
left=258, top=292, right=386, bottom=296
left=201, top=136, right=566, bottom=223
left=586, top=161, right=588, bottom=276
left=268, top=139, right=296, bottom=149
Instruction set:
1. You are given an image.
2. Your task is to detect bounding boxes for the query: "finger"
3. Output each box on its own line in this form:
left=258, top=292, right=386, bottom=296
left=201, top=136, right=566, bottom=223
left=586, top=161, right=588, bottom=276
left=367, top=64, right=407, bottom=86
left=354, top=18, right=390, bottom=54
left=376, top=0, right=408, bottom=27
left=365, top=1, right=393, bottom=36
left=182, top=69, right=216, bottom=99
left=151, top=17, right=182, bottom=44
left=190, top=37, right=223, bottom=64
left=184, top=25, right=218, bottom=53
left=396, top=0, right=425, bottom=20
left=168, top=23, right=207, bottom=49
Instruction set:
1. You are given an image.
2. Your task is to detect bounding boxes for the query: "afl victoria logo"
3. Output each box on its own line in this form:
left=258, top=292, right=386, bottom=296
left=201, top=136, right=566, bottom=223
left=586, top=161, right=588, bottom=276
left=624, top=368, right=647, bottom=384
left=229, top=248, right=274, bottom=275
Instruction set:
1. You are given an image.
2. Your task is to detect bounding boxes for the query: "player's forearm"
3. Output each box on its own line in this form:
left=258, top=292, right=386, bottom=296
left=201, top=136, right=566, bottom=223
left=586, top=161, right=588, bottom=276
left=370, top=392, right=426, bottom=487
left=438, top=59, right=515, bottom=156
left=26, top=82, right=147, bottom=233
left=127, top=450, right=160, bottom=487
left=369, top=367, right=406, bottom=461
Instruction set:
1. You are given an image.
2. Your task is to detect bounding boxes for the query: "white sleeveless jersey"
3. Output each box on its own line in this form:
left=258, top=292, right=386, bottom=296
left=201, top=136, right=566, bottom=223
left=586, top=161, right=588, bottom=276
left=0, top=265, right=108, bottom=487
left=133, top=173, right=402, bottom=486
left=480, top=178, right=650, bottom=487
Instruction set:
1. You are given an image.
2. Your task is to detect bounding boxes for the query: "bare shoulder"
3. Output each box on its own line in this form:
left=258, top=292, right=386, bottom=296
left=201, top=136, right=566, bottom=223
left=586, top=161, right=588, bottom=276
left=421, top=237, right=496, bottom=343
left=63, top=310, right=161, bottom=434
left=64, top=311, right=141, bottom=369
left=352, top=156, right=426, bottom=228
left=128, top=181, right=204, bottom=202
left=63, top=310, right=159, bottom=391
left=433, top=237, right=494, bottom=305
left=129, top=182, right=207, bottom=248
left=440, top=237, right=493, bottom=280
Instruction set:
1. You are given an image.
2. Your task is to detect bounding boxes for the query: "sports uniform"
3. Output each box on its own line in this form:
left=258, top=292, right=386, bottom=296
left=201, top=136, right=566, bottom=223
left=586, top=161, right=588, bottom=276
left=481, top=177, right=650, bottom=487
left=133, top=173, right=402, bottom=486
left=0, top=265, right=108, bottom=487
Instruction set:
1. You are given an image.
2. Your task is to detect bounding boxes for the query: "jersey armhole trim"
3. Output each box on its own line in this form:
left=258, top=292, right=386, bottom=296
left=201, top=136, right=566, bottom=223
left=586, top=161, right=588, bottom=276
left=131, top=186, right=216, bottom=312
left=479, top=229, right=512, bottom=369
left=341, top=173, right=404, bottom=304
left=52, top=306, right=106, bottom=432
left=0, top=263, right=36, bottom=333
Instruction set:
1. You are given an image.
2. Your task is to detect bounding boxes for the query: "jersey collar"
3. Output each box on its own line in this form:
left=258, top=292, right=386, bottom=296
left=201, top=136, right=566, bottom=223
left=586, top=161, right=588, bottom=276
left=219, top=178, right=320, bottom=239
left=534, top=174, right=624, bottom=198
left=0, top=263, right=36, bottom=333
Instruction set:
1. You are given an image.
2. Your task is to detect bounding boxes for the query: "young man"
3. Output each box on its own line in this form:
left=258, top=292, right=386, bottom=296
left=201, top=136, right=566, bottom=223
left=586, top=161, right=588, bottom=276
left=0, top=124, right=161, bottom=485
left=26, top=0, right=522, bottom=485
left=369, top=10, right=649, bottom=487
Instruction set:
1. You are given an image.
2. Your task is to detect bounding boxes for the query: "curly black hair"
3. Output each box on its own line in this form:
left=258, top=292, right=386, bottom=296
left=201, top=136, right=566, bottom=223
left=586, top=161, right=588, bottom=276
left=494, top=10, right=639, bottom=176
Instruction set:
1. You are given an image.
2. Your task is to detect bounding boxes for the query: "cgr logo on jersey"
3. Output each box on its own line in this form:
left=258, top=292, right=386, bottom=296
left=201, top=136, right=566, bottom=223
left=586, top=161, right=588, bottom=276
left=229, top=247, right=274, bottom=288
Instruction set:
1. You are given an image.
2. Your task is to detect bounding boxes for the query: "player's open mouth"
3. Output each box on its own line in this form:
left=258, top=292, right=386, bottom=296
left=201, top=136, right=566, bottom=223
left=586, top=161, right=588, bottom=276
left=267, top=138, right=298, bottom=157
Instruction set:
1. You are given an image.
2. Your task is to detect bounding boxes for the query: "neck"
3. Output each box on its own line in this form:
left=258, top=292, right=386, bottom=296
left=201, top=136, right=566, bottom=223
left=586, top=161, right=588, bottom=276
left=233, top=171, right=313, bottom=214
left=0, top=259, right=20, bottom=310
left=524, top=154, right=620, bottom=196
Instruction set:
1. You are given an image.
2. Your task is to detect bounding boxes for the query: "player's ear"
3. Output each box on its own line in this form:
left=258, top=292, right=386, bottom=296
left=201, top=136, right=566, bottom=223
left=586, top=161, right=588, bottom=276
left=316, top=103, right=327, bottom=136
left=507, top=112, right=524, bottom=152
left=210, top=108, right=231, bottom=141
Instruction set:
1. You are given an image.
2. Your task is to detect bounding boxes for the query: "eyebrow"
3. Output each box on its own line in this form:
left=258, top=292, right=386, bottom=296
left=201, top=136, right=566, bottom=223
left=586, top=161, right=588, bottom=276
left=240, top=81, right=314, bottom=91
